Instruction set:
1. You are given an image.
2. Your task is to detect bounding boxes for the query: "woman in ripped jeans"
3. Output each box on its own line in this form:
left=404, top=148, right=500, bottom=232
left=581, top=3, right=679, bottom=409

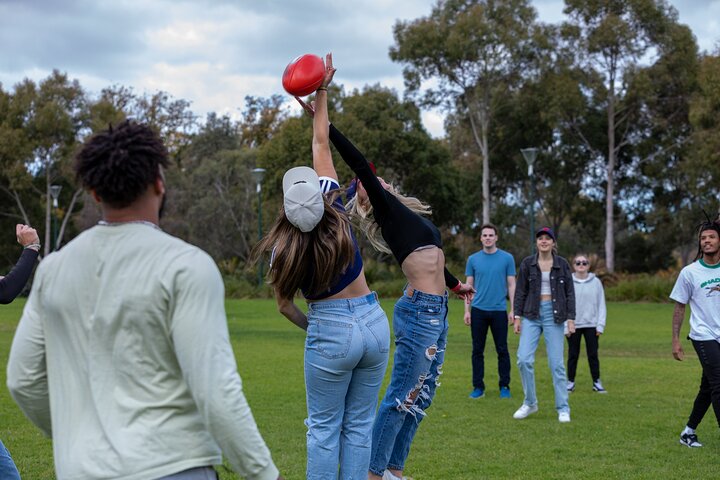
left=325, top=55, right=475, bottom=480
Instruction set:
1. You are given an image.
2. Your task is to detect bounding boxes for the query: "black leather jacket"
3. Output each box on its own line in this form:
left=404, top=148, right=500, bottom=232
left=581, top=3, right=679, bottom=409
left=513, top=254, right=576, bottom=324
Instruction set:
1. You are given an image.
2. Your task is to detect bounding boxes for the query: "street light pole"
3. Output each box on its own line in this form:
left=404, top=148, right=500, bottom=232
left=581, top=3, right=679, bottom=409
left=251, top=168, right=266, bottom=288
left=49, top=185, right=62, bottom=252
left=520, top=148, right=538, bottom=255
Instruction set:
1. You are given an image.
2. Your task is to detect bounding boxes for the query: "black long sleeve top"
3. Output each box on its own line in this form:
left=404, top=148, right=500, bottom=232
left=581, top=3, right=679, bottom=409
left=329, top=124, right=459, bottom=289
left=0, top=248, right=39, bottom=304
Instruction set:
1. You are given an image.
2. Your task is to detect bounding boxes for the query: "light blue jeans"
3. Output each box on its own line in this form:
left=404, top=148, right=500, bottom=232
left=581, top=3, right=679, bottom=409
left=0, top=438, right=21, bottom=480
left=516, top=301, right=569, bottom=413
left=369, top=289, right=449, bottom=476
left=305, top=292, right=390, bottom=480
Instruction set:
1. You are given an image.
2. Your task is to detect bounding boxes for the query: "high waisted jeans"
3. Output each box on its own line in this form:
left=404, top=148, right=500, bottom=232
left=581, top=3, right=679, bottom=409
left=369, top=289, right=449, bottom=476
left=0, top=438, right=20, bottom=480
left=305, top=292, right=390, bottom=480
left=516, top=301, right=569, bottom=413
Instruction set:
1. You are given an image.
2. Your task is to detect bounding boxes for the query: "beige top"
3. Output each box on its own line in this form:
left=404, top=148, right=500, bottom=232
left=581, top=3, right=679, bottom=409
left=7, top=223, right=278, bottom=480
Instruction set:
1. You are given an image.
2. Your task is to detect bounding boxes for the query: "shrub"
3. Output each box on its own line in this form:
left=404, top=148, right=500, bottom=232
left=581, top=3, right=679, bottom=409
left=604, top=272, right=678, bottom=303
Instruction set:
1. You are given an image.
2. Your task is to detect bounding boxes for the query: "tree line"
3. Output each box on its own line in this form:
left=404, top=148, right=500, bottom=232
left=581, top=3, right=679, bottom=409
left=1, top=0, right=718, bottom=282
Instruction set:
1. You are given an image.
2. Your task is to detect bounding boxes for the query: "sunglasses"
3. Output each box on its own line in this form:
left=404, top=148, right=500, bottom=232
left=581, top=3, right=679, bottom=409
left=575, top=261, right=589, bottom=266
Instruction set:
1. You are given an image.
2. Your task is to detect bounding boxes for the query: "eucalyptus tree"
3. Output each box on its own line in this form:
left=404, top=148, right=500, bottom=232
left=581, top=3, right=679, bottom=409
left=562, top=0, right=683, bottom=272
left=389, top=0, right=545, bottom=224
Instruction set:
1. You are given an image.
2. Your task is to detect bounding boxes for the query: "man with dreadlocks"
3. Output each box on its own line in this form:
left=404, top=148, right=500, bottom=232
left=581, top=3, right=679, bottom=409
left=7, top=120, right=281, bottom=479
left=670, top=215, right=720, bottom=448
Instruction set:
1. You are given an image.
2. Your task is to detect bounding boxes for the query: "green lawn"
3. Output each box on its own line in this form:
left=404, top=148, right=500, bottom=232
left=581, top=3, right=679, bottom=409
left=1, top=299, right=719, bottom=479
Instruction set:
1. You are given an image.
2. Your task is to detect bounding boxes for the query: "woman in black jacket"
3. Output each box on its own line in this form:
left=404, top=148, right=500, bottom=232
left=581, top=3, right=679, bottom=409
left=512, top=227, right=576, bottom=423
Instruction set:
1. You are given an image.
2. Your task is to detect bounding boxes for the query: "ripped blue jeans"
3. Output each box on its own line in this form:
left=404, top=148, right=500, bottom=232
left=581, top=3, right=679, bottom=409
left=369, top=288, right=448, bottom=476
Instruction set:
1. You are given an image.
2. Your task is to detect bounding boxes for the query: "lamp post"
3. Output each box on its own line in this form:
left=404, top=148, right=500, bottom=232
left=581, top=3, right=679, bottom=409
left=251, top=168, right=266, bottom=287
left=520, top=148, right=538, bottom=254
left=49, top=184, right=62, bottom=252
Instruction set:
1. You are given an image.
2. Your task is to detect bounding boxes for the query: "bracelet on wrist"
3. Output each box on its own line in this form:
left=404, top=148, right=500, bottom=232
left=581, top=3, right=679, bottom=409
left=316, top=86, right=328, bottom=91
left=24, top=243, right=41, bottom=251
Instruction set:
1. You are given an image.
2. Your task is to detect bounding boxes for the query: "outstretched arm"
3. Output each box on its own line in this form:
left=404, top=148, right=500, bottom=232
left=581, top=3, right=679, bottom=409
left=0, top=225, right=40, bottom=304
left=329, top=124, right=390, bottom=214
left=297, top=53, right=338, bottom=181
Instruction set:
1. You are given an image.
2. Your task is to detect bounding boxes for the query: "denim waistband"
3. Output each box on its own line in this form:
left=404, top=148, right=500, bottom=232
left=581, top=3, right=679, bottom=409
left=402, top=287, right=448, bottom=305
left=308, top=291, right=379, bottom=311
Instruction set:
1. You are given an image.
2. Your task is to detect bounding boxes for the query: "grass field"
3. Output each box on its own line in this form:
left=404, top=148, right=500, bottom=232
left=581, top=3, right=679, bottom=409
left=1, top=299, right=719, bottom=479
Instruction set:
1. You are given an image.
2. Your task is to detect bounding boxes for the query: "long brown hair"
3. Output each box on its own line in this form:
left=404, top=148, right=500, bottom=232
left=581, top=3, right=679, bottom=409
left=252, top=194, right=356, bottom=299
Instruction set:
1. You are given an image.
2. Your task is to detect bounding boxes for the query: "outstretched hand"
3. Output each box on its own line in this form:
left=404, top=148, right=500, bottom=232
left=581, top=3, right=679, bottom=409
left=452, top=282, right=475, bottom=303
left=321, top=52, right=336, bottom=88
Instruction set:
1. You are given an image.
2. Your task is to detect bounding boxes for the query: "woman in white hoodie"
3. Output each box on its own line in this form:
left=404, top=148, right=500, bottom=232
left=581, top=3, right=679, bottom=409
left=566, top=254, right=607, bottom=393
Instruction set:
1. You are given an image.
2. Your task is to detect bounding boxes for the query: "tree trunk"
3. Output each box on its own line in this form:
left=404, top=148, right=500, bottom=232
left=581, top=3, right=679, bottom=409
left=56, top=188, right=82, bottom=250
left=468, top=101, right=491, bottom=224
left=605, top=72, right=616, bottom=273
left=44, top=165, right=52, bottom=257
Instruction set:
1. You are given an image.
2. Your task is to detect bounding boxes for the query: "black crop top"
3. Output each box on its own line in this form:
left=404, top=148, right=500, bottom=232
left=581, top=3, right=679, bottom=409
left=329, top=124, right=459, bottom=290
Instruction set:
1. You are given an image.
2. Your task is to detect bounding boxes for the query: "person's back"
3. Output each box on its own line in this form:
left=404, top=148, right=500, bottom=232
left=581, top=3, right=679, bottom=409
left=7, top=120, right=279, bottom=480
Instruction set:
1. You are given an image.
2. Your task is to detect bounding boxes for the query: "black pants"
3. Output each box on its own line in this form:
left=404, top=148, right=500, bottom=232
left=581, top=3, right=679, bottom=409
left=566, top=327, right=600, bottom=382
left=470, top=308, right=510, bottom=390
left=687, top=339, right=720, bottom=430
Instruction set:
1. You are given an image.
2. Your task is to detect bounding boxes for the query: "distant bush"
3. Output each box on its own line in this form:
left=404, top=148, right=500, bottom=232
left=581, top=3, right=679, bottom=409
left=604, top=271, right=678, bottom=303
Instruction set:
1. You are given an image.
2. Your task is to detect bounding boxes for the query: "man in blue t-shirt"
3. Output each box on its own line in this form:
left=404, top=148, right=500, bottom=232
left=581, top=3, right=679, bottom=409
left=464, top=224, right=516, bottom=399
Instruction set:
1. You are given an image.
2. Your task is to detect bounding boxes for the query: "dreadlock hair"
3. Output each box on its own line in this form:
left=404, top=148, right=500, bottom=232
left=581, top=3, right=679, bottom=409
left=251, top=191, right=356, bottom=300
left=693, top=211, right=720, bottom=261
left=345, top=182, right=432, bottom=254
left=74, top=120, right=169, bottom=208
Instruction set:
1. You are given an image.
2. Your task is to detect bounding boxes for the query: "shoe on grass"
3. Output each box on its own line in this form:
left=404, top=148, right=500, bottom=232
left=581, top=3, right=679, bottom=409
left=513, top=404, right=538, bottom=419
left=558, top=411, right=571, bottom=423
left=679, top=432, right=702, bottom=448
left=592, top=380, right=607, bottom=393
left=567, top=381, right=575, bottom=392
left=469, top=387, right=484, bottom=399
left=499, top=386, right=511, bottom=399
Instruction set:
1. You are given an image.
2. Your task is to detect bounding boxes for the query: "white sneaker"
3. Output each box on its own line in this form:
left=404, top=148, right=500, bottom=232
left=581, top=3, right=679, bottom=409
left=558, top=412, right=571, bottom=423
left=513, top=404, right=538, bottom=419
left=567, top=381, right=575, bottom=392
left=593, top=380, right=607, bottom=393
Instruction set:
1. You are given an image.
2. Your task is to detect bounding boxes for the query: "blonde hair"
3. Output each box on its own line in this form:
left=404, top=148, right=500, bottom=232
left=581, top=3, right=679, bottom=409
left=252, top=192, right=355, bottom=299
left=346, top=182, right=432, bottom=254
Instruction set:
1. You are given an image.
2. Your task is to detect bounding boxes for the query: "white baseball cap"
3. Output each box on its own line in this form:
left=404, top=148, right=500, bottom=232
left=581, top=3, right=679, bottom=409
left=282, top=166, right=325, bottom=232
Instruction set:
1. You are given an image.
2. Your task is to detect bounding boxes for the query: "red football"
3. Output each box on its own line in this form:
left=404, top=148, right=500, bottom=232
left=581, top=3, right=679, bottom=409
left=282, top=54, right=325, bottom=97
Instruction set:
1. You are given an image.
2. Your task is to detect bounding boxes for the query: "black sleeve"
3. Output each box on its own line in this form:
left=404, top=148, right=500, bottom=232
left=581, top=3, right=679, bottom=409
left=329, top=124, right=390, bottom=217
left=513, top=259, right=528, bottom=317
left=563, top=259, right=576, bottom=320
left=0, top=248, right=39, bottom=304
left=444, top=267, right=460, bottom=290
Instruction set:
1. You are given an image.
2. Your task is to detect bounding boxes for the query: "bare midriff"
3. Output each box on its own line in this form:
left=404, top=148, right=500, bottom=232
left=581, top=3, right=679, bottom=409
left=402, top=246, right=446, bottom=296
left=540, top=294, right=552, bottom=302
left=323, top=267, right=372, bottom=300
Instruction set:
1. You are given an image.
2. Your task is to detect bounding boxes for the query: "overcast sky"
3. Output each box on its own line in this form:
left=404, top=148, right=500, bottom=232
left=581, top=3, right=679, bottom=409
left=1, top=0, right=718, bottom=137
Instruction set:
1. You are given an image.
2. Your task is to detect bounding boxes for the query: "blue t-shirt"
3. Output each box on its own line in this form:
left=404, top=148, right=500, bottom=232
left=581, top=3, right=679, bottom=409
left=465, top=249, right=516, bottom=311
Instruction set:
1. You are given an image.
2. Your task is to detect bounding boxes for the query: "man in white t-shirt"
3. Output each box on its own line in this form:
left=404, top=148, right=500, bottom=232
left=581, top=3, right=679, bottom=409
left=670, top=220, right=720, bottom=449
left=7, top=121, right=281, bottom=480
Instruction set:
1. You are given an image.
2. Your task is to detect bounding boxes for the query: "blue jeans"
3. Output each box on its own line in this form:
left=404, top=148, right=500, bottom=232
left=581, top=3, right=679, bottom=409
left=516, top=301, right=569, bottom=413
left=0, top=438, right=21, bottom=480
left=369, top=289, right=449, bottom=476
left=305, top=292, right=390, bottom=479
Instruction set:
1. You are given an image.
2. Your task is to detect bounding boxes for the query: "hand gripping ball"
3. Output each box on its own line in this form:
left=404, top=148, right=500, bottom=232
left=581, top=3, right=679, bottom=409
left=282, top=54, right=325, bottom=97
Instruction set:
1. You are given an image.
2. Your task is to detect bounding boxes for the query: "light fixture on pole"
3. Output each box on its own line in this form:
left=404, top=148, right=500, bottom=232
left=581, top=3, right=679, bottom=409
left=520, top=148, right=538, bottom=254
left=251, top=168, right=266, bottom=288
left=50, top=185, right=63, bottom=252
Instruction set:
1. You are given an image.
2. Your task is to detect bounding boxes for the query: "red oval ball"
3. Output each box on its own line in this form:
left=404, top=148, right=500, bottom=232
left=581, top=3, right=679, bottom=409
left=282, top=54, right=325, bottom=97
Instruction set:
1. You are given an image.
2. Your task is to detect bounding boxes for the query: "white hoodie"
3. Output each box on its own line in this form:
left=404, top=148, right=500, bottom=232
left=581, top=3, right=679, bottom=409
left=569, top=272, right=607, bottom=333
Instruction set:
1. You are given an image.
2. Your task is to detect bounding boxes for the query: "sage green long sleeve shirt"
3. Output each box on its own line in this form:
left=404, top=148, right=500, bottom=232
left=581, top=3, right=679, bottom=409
left=7, top=223, right=279, bottom=480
